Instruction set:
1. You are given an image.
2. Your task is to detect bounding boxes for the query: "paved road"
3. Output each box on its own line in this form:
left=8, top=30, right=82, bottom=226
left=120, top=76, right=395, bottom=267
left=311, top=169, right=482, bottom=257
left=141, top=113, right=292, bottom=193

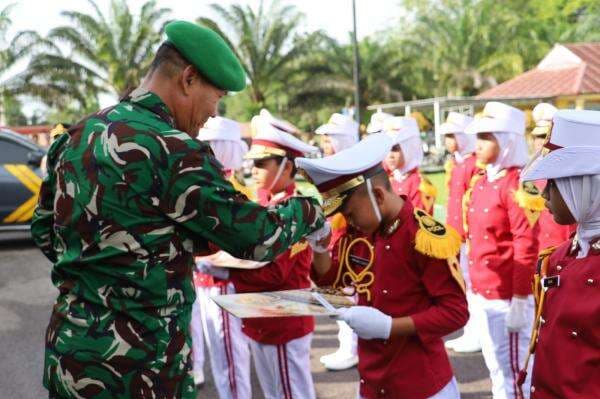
left=0, top=235, right=492, bottom=398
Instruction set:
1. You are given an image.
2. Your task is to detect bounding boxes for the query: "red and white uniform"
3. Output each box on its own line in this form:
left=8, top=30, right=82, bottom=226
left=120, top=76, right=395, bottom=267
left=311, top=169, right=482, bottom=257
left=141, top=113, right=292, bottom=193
left=192, top=271, right=251, bottom=399
left=316, top=200, right=468, bottom=399
left=387, top=166, right=435, bottom=215
left=530, top=237, right=600, bottom=399
left=229, top=183, right=316, bottom=399
left=446, top=154, right=478, bottom=238
left=534, top=181, right=575, bottom=251
left=466, top=167, right=540, bottom=399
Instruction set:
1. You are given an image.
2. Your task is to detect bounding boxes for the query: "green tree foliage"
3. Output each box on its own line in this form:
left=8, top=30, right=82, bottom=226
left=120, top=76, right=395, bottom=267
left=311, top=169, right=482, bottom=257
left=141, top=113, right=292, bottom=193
left=11, top=0, right=170, bottom=111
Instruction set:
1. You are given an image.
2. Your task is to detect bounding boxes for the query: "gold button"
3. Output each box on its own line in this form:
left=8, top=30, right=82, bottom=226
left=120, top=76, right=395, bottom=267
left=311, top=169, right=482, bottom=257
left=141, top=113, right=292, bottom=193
left=571, top=331, right=578, bottom=338
left=540, top=317, right=545, bottom=325
left=587, top=279, right=595, bottom=285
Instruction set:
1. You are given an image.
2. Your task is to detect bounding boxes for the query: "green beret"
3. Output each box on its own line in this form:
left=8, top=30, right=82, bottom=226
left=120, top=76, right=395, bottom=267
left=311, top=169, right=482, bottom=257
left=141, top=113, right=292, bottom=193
left=165, top=20, right=246, bottom=92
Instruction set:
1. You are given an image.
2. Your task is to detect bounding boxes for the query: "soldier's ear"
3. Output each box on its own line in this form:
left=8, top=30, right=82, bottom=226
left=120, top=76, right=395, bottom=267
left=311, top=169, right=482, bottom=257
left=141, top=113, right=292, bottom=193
left=180, top=65, right=197, bottom=96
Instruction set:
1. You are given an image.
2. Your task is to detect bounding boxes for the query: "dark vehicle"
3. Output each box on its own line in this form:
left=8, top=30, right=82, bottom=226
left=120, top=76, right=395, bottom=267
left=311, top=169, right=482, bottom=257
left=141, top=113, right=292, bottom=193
left=0, top=129, right=46, bottom=232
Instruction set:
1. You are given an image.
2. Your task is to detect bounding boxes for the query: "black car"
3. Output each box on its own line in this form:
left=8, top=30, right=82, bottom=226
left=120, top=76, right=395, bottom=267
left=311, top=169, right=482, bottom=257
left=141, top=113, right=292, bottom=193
left=0, top=129, right=46, bottom=232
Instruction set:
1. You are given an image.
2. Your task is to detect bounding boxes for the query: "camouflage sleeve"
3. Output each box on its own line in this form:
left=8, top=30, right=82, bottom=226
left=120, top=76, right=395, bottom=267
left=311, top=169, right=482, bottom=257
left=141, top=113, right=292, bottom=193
left=158, top=138, right=324, bottom=261
left=31, top=134, right=69, bottom=263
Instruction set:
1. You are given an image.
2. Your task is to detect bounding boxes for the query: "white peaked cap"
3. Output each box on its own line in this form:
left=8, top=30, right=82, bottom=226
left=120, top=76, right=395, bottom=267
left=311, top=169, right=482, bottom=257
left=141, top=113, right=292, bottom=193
left=367, top=110, right=394, bottom=134
left=465, top=102, right=526, bottom=136
left=439, top=112, right=474, bottom=135
left=315, top=113, right=359, bottom=137
left=383, top=116, right=420, bottom=143
left=198, top=116, right=242, bottom=142
left=531, top=103, right=558, bottom=137
left=246, top=109, right=317, bottom=160
left=522, top=109, right=600, bottom=181
left=253, top=108, right=298, bottom=135
left=296, top=134, right=393, bottom=216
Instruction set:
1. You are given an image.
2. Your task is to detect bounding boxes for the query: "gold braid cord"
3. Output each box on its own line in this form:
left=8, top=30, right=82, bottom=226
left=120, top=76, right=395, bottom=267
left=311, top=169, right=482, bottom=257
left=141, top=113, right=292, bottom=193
left=333, top=235, right=375, bottom=301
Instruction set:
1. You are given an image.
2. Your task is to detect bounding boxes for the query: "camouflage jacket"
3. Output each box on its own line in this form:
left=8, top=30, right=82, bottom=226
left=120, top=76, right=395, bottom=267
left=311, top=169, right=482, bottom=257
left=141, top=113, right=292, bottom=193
left=31, top=89, right=323, bottom=398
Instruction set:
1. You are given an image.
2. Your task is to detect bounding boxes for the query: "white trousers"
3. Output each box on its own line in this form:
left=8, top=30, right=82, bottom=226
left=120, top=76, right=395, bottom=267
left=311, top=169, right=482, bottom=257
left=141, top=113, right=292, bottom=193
left=458, top=244, right=484, bottom=341
left=472, top=294, right=534, bottom=399
left=358, top=376, right=460, bottom=399
left=191, top=288, right=205, bottom=375
left=250, top=333, right=316, bottom=399
left=193, top=284, right=252, bottom=399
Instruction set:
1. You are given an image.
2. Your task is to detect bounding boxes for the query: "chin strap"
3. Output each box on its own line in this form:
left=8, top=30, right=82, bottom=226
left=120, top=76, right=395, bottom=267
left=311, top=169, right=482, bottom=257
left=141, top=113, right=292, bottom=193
left=366, top=178, right=382, bottom=223
left=268, top=156, right=288, bottom=192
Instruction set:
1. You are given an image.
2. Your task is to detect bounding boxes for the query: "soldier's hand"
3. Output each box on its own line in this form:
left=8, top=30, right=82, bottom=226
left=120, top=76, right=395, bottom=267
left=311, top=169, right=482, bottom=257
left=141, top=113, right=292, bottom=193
left=307, top=222, right=331, bottom=254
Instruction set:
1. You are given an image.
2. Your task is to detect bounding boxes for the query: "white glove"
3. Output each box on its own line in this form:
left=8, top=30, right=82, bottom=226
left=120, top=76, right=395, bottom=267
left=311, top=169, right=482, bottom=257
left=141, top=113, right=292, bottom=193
left=196, top=260, right=230, bottom=280
left=505, top=296, right=530, bottom=332
left=336, top=306, right=392, bottom=340
left=306, top=221, right=331, bottom=254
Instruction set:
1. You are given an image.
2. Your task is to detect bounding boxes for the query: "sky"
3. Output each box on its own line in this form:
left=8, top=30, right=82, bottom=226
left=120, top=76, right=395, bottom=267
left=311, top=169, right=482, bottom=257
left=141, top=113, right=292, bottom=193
left=4, top=0, right=400, bottom=114
left=6, top=0, right=399, bottom=42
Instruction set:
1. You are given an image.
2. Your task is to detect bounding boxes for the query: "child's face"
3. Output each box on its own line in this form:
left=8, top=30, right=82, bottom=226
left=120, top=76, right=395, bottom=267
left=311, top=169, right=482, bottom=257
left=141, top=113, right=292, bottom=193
left=542, top=179, right=577, bottom=225
left=384, top=146, right=404, bottom=172
left=251, top=157, right=292, bottom=192
left=340, top=189, right=382, bottom=235
left=321, top=135, right=336, bottom=156
left=476, top=133, right=500, bottom=164
left=444, top=134, right=458, bottom=154
left=532, top=136, right=546, bottom=153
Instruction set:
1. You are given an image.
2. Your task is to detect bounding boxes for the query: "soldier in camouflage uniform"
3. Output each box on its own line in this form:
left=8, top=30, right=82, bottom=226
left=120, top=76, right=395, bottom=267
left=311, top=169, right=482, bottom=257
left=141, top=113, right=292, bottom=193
left=31, top=21, right=324, bottom=398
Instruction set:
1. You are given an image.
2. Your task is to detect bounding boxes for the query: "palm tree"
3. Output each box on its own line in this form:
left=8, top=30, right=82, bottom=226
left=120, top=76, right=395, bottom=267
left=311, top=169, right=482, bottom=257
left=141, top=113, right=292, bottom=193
left=1, top=3, right=45, bottom=124
left=399, top=0, right=528, bottom=97
left=11, top=0, right=170, bottom=110
left=198, top=0, right=319, bottom=115
left=283, top=33, right=417, bottom=128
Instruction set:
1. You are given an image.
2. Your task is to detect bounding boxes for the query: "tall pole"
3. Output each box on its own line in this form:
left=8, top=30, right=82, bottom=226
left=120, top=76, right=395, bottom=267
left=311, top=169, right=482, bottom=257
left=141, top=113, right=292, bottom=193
left=352, top=0, right=361, bottom=127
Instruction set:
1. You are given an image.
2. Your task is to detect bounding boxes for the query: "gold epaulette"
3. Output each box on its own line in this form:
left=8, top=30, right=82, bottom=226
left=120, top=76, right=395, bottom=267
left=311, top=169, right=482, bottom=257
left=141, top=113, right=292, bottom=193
left=413, top=208, right=461, bottom=260
left=514, top=181, right=544, bottom=226
left=418, top=174, right=437, bottom=213
left=418, top=174, right=438, bottom=198
left=290, top=241, right=309, bottom=258
left=330, top=213, right=347, bottom=232
left=229, top=175, right=255, bottom=201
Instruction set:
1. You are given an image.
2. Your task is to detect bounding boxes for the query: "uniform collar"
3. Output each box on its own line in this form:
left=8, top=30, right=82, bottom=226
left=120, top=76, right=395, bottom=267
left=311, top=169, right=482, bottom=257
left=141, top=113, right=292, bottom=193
left=568, top=234, right=600, bottom=257
left=377, top=196, right=412, bottom=239
left=259, top=182, right=296, bottom=206
left=123, top=88, right=176, bottom=127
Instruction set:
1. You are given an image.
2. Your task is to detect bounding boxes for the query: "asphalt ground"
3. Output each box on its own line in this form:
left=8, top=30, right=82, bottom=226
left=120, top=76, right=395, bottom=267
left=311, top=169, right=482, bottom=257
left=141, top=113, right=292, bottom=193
left=0, top=234, right=492, bottom=398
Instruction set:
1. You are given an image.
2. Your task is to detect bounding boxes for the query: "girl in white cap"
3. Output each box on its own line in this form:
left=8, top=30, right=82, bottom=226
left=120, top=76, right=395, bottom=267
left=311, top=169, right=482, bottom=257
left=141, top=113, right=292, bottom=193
left=193, top=116, right=252, bottom=398
left=383, top=116, right=437, bottom=215
left=519, top=109, right=600, bottom=399
left=464, top=102, right=541, bottom=399
left=314, top=113, right=361, bottom=371
left=439, top=112, right=484, bottom=354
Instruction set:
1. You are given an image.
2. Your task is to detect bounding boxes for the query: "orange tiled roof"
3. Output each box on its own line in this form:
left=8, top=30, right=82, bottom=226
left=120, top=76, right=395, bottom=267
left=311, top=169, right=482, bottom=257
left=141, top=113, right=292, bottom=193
left=478, top=43, right=600, bottom=98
